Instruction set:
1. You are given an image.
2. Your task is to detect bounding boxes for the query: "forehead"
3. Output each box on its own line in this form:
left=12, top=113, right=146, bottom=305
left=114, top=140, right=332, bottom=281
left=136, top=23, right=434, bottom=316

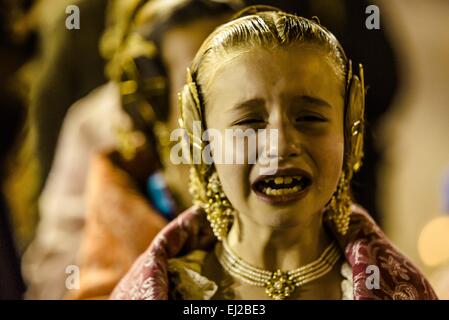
left=204, top=44, right=345, bottom=111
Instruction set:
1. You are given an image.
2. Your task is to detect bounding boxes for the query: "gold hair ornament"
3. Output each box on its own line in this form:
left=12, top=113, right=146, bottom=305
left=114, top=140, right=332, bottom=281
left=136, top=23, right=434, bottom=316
left=180, top=69, right=234, bottom=240
left=327, top=63, right=365, bottom=235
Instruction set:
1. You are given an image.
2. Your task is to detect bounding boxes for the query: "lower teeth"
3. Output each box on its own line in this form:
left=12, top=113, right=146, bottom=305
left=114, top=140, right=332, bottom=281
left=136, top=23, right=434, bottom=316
left=262, top=186, right=301, bottom=196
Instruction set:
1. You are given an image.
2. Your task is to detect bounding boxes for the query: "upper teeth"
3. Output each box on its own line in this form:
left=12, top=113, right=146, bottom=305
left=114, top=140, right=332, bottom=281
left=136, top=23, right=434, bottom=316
left=265, top=176, right=301, bottom=185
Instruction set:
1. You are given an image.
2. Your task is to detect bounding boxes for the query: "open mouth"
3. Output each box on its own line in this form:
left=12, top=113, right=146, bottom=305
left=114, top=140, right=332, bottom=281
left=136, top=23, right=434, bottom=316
left=252, top=168, right=312, bottom=204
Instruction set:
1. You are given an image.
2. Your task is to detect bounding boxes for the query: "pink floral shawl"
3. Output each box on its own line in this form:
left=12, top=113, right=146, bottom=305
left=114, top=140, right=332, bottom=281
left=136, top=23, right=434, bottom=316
left=110, top=205, right=437, bottom=300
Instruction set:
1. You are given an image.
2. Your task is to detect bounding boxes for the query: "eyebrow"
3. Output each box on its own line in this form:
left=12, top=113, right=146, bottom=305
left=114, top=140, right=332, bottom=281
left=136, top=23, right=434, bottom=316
left=227, top=98, right=265, bottom=113
left=295, top=95, right=333, bottom=109
left=226, top=95, right=333, bottom=113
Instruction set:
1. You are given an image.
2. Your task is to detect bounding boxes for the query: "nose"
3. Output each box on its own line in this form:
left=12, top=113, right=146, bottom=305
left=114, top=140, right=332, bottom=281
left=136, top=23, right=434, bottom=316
left=266, top=116, right=302, bottom=161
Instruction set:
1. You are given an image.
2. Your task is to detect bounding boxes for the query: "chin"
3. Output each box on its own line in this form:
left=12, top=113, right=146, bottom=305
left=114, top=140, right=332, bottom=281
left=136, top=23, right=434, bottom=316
left=251, top=203, right=316, bottom=229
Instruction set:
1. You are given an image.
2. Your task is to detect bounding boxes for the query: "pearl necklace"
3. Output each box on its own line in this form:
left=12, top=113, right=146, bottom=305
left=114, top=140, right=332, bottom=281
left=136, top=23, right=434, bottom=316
left=215, top=239, right=341, bottom=300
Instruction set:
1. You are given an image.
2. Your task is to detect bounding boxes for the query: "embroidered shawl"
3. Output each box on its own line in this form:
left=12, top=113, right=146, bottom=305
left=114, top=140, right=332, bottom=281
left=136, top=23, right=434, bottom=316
left=111, top=205, right=438, bottom=300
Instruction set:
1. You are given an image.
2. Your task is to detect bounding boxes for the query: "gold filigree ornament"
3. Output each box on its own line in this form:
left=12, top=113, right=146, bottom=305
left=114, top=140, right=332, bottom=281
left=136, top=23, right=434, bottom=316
left=327, top=62, right=366, bottom=235
left=204, top=171, right=234, bottom=241
left=215, top=239, right=341, bottom=300
left=179, top=69, right=234, bottom=240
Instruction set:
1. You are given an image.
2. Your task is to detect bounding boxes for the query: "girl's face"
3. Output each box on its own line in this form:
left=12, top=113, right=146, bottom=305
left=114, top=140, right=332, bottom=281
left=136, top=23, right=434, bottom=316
left=204, top=44, right=345, bottom=228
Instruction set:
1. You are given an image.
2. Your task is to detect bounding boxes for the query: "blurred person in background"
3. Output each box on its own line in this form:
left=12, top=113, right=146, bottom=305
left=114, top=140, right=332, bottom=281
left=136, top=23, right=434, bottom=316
left=23, top=0, right=245, bottom=300
left=17, top=0, right=157, bottom=299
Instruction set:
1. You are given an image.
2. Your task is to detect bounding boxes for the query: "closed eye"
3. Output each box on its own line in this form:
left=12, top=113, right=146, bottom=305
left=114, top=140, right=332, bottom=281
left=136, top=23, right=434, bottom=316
left=296, top=115, right=327, bottom=122
left=233, top=118, right=266, bottom=126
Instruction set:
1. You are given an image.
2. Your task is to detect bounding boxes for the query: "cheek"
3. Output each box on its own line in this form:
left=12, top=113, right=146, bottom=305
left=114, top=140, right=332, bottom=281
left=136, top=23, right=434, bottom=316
left=310, top=132, right=344, bottom=192
left=214, top=163, right=250, bottom=210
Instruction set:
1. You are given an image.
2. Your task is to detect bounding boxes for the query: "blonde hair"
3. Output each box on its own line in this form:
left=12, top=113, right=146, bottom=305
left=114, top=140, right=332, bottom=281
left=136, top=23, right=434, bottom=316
left=190, top=10, right=349, bottom=105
